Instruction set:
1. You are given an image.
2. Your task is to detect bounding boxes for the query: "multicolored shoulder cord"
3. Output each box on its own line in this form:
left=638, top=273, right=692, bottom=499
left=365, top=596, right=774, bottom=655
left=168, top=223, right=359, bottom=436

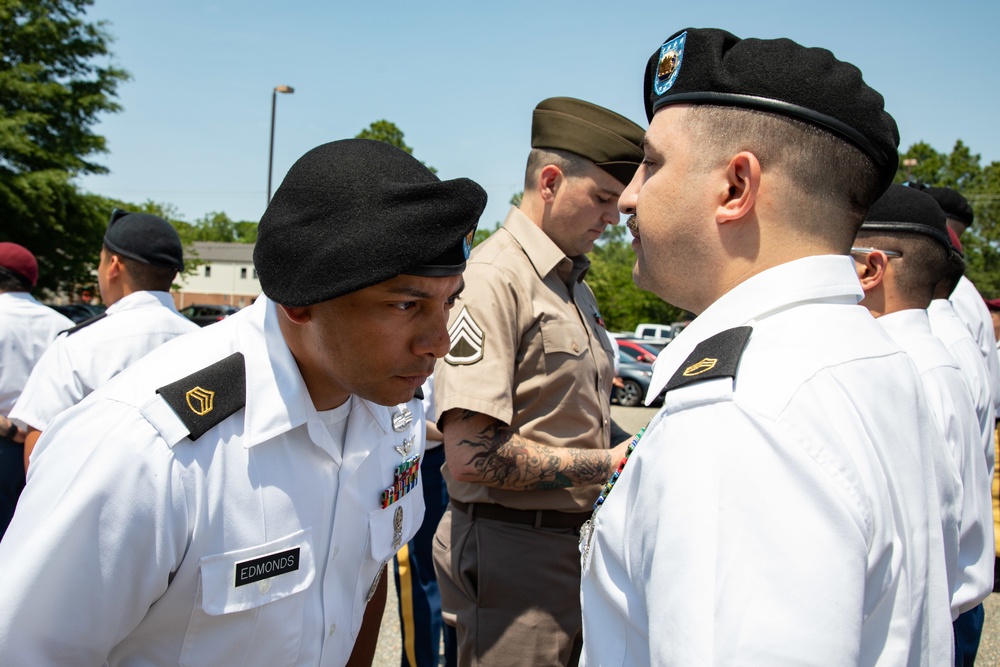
left=593, top=426, right=646, bottom=511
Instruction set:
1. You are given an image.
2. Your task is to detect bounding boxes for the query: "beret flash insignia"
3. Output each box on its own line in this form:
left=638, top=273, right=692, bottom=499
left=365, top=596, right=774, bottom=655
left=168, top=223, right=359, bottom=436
left=654, top=31, right=686, bottom=95
left=445, top=306, right=484, bottom=365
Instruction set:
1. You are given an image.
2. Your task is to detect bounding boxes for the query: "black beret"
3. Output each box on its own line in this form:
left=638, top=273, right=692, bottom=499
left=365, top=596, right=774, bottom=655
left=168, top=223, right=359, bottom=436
left=255, top=139, right=487, bottom=307
left=643, top=28, right=900, bottom=194
left=860, top=183, right=951, bottom=251
left=531, top=97, right=645, bottom=186
left=923, top=186, right=974, bottom=228
left=104, top=210, right=184, bottom=271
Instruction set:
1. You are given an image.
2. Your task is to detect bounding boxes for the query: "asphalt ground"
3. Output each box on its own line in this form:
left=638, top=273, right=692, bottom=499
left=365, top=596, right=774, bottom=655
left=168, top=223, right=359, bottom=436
left=372, top=405, right=1000, bottom=665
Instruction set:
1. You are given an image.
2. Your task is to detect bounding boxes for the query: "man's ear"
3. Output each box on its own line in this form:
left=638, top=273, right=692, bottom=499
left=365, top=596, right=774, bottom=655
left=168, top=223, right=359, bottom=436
left=716, top=151, right=760, bottom=224
left=537, top=164, right=564, bottom=203
left=277, top=303, right=312, bottom=324
left=106, top=254, right=125, bottom=281
left=856, top=250, right=888, bottom=291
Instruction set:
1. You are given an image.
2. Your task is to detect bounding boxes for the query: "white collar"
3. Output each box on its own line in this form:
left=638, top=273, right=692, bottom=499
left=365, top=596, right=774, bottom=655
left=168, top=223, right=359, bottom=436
left=647, top=255, right=863, bottom=403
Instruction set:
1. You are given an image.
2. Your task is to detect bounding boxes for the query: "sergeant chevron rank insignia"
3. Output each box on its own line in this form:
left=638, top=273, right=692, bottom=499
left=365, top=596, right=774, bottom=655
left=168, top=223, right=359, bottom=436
left=445, top=306, right=484, bottom=365
left=157, top=352, right=247, bottom=440
left=664, top=326, right=752, bottom=393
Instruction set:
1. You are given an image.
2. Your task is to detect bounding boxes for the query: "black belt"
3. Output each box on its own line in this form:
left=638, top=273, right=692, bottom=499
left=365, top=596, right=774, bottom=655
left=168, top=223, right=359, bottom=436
left=450, top=499, right=592, bottom=530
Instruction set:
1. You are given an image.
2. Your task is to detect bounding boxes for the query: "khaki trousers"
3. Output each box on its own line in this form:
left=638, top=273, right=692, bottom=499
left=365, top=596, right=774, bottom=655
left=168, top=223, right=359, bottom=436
left=432, top=505, right=583, bottom=667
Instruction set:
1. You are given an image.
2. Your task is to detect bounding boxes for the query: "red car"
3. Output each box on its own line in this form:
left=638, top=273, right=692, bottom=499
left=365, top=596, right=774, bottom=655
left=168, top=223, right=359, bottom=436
left=615, top=338, right=660, bottom=364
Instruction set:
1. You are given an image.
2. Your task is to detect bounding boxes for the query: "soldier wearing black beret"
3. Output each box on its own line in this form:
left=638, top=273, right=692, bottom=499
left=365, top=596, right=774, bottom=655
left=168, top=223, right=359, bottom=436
left=10, top=208, right=198, bottom=467
left=0, top=139, right=488, bottom=666
left=580, top=28, right=955, bottom=664
left=853, top=184, right=994, bottom=665
left=432, top=97, right=643, bottom=666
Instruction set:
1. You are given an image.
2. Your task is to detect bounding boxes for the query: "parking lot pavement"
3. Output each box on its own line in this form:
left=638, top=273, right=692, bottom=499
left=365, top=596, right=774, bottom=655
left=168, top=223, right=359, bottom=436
left=371, top=404, right=1000, bottom=665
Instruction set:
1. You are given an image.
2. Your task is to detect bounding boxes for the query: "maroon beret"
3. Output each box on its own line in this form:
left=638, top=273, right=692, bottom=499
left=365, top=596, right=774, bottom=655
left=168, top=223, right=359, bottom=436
left=0, top=242, right=39, bottom=287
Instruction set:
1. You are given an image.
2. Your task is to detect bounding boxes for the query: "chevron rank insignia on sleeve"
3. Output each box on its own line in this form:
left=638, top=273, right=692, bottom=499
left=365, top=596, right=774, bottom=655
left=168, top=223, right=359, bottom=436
left=156, top=352, right=246, bottom=440
left=444, top=306, right=484, bottom=366
left=663, top=326, right=752, bottom=393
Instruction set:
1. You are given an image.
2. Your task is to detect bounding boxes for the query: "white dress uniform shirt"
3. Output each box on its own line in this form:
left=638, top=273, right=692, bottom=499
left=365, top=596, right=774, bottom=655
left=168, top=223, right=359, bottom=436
left=878, top=309, right=993, bottom=616
left=580, top=256, right=952, bottom=666
left=951, top=275, right=1000, bottom=416
left=9, top=290, right=198, bottom=433
left=929, top=298, right=997, bottom=477
left=0, top=292, right=73, bottom=414
left=0, top=296, right=426, bottom=666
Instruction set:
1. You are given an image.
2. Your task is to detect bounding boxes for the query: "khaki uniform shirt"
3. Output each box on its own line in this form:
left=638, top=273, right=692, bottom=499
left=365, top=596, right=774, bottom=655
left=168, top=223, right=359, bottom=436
left=434, top=207, right=614, bottom=512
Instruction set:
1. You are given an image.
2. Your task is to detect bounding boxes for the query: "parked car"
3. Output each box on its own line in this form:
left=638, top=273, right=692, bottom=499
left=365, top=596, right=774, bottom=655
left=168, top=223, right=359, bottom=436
left=616, top=338, right=659, bottom=364
left=180, top=304, right=239, bottom=327
left=633, top=322, right=674, bottom=340
left=50, top=303, right=106, bottom=324
left=613, top=353, right=657, bottom=408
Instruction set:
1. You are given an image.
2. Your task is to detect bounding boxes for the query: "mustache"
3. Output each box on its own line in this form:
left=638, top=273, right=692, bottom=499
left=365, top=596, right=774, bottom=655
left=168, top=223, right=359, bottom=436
left=626, top=215, right=639, bottom=236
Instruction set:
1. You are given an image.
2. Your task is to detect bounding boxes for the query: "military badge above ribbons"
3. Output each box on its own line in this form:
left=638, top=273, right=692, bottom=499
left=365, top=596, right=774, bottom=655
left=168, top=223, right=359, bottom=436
left=654, top=31, right=686, bottom=95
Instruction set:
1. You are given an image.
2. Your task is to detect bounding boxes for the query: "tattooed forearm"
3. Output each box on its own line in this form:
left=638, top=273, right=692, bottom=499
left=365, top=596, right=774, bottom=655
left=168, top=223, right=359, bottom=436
left=455, top=419, right=614, bottom=490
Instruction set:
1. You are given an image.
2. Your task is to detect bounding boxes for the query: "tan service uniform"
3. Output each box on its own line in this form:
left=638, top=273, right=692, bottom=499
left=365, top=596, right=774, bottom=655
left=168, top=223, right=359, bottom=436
left=433, top=206, right=614, bottom=666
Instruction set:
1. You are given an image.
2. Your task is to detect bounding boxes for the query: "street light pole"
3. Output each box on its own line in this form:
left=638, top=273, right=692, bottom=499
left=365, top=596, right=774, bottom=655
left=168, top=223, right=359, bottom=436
left=267, top=84, right=295, bottom=205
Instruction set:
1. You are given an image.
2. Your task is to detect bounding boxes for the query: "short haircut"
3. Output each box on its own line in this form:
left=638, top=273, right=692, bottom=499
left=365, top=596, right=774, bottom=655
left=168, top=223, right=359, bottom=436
left=682, top=105, right=883, bottom=250
left=104, top=243, right=177, bottom=292
left=523, top=148, right=593, bottom=191
left=0, top=266, right=30, bottom=292
left=855, top=231, right=948, bottom=307
left=935, top=250, right=966, bottom=299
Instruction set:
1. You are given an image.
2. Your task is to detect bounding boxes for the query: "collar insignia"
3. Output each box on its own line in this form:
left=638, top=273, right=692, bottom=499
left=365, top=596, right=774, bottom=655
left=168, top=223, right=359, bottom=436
left=445, top=306, right=485, bottom=366
left=654, top=31, right=686, bottom=95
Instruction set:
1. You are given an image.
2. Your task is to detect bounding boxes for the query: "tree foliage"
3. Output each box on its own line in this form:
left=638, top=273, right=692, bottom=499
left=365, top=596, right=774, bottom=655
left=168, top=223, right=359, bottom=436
left=0, top=0, right=128, bottom=294
left=897, top=140, right=1000, bottom=298
left=355, top=119, right=436, bottom=173
left=587, top=223, right=683, bottom=332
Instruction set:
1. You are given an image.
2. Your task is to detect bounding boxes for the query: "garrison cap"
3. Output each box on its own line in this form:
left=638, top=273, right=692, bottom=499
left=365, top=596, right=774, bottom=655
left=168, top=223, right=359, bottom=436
left=104, top=210, right=185, bottom=271
left=255, top=139, right=487, bottom=307
left=924, top=186, right=974, bottom=228
left=860, top=184, right=951, bottom=251
left=0, top=242, right=38, bottom=287
left=531, top=97, right=645, bottom=187
left=643, top=28, right=900, bottom=194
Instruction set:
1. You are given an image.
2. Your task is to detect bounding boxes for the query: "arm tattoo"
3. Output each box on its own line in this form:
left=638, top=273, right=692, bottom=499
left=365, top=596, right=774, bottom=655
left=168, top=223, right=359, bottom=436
left=456, top=418, right=614, bottom=491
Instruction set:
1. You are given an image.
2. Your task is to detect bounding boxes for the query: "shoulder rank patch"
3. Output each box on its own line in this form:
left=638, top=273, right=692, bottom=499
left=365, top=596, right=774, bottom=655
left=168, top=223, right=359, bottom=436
left=445, top=306, right=484, bottom=366
left=59, top=312, right=107, bottom=337
left=663, top=326, right=752, bottom=394
left=156, top=352, right=246, bottom=441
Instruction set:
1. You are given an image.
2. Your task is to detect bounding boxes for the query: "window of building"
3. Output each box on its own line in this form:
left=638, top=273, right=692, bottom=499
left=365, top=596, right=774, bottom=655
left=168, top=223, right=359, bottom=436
left=252, top=268, right=258, bottom=279
left=240, top=267, right=247, bottom=279
left=204, top=266, right=211, bottom=278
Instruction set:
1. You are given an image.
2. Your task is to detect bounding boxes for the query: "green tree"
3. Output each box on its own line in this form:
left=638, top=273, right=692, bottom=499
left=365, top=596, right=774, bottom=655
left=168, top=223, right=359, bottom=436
left=355, top=120, right=436, bottom=174
left=0, top=0, right=128, bottom=293
left=587, top=223, right=682, bottom=332
left=896, top=140, right=1000, bottom=298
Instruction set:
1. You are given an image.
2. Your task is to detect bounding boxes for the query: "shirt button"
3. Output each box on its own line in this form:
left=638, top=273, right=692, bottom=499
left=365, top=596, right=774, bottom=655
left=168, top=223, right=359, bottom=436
left=258, top=580, right=271, bottom=593
left=572, top=342, right=580, bottom=353
left=329, top=623, right=337, bottom=637
left=333, top=546, right=339, bottom=559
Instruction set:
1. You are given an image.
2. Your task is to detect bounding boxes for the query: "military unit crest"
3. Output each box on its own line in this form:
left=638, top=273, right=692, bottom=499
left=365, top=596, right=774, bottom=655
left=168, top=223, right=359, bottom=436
left=445, top=306, right=485, bottom=366
left=654, top=31, right=686, bottom=95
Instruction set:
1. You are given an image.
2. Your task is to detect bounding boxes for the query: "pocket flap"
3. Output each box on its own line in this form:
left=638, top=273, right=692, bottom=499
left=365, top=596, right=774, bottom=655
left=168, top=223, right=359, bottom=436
left=541, top=320, right=587, bottom=357
left=199, top=529, right=315, bottom=616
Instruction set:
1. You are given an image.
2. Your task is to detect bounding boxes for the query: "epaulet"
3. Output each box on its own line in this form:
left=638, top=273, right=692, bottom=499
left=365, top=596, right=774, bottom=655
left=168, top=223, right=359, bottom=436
left=59, top=312, right=107, bottom=337
left=663, top=326, right=752, bottom=393
left=155, top=352, right=246, bottom=441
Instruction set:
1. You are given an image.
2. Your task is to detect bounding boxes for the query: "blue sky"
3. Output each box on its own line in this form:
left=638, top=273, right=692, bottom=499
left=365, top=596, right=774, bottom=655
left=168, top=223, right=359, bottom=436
left=77, top=0, right=1000, bottom=231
